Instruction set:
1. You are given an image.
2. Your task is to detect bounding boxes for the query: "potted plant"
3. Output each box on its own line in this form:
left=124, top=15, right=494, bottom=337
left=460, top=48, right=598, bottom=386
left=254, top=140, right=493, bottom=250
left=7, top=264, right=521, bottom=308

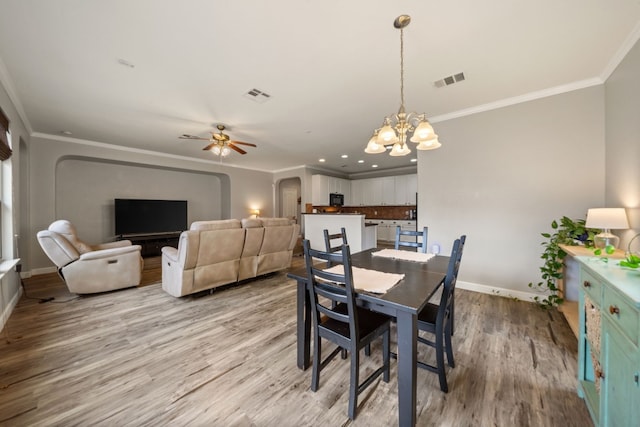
left=528, top=216, right=598, bottom=308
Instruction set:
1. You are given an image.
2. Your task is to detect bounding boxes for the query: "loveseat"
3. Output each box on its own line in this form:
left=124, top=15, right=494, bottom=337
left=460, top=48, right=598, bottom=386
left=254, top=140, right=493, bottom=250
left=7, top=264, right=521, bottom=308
left=161, top=218, right=300, bottom=297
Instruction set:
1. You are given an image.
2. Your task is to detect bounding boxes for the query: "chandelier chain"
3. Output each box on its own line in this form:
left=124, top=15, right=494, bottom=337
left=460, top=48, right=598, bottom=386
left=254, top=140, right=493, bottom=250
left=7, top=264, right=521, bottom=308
left=400, top=27, right=405, bottom=110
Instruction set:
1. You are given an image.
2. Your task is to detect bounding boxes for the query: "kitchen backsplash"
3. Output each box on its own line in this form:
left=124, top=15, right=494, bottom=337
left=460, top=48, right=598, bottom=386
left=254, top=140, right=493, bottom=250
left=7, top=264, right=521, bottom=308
left=310, top=205, right=416, bottom=220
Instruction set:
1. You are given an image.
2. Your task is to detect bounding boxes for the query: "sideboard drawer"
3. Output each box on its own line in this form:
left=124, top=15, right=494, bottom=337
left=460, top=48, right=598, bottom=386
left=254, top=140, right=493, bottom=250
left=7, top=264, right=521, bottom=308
left=581, top=270, right=603, bottom=306
left=603, top=288, right=639, bottom=346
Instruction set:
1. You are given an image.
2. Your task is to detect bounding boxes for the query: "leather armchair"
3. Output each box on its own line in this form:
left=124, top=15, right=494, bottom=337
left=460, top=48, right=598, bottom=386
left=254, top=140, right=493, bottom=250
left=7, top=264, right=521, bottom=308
left=37, top=220, right=144, bottom=294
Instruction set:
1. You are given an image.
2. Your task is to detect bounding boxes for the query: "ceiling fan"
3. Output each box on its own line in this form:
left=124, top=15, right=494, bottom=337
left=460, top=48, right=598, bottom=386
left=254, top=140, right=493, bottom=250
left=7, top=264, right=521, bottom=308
left=179, top=124, right=257, bottom=156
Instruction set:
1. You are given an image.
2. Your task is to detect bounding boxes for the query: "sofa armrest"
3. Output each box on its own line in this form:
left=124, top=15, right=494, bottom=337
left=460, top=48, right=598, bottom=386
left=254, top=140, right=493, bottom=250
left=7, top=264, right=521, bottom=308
left=161, top=246, right=179, bottom=262
left=92, top=240, right=132, bottom=250
left=78, top=245, right=142, bottom=261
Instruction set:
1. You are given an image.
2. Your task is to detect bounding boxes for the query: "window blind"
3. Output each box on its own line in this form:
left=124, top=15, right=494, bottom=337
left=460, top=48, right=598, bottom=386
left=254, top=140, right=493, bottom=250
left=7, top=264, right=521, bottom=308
left=0, top=107, right=12, bottom=161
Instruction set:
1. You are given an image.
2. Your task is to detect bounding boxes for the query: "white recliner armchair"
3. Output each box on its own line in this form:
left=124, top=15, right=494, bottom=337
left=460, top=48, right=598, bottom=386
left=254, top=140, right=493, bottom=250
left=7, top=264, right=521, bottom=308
left=37, top=220, right=144, bottom=294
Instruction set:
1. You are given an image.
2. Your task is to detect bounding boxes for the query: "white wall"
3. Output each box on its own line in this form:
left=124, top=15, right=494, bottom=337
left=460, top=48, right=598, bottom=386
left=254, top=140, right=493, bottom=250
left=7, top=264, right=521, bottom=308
left=605, top=38, right=640, bottom=249
left=418, top=86, right=606, bottom=297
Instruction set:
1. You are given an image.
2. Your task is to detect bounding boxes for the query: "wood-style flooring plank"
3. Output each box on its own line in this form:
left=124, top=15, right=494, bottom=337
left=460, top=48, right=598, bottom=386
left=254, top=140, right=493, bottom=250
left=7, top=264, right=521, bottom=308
left=1, top=256, right=592, bottom=426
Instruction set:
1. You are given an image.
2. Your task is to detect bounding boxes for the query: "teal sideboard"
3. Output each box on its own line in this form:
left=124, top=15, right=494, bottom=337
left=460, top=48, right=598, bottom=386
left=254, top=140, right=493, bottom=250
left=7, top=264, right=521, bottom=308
left=577, top=256, right=640, bottom=426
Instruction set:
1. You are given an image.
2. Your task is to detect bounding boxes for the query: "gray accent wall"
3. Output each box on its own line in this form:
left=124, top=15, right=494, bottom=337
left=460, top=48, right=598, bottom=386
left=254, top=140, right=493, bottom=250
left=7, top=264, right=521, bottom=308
left=55, top=158, right=223, bottom=244
left=605, top=38, right=640, bottom=248
left=418, top=86, right=606, bottom=295
left=28, top=135, right=275, bottom=271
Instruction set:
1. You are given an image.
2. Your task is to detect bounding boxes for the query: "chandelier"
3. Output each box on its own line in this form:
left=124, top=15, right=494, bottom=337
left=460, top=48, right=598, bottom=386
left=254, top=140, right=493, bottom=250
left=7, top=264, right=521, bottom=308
left=365, top=15, right=441, bottom=156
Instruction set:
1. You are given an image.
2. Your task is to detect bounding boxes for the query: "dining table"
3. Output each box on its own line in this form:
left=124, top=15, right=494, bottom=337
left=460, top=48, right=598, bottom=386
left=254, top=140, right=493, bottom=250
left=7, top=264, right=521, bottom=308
left=287, top=247, right=450, bottom=427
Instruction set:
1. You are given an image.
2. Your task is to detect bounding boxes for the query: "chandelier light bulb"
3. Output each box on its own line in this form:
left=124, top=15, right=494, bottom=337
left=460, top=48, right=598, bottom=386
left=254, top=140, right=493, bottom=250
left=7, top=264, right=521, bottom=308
left=365, top=132, right=387, bottom=154
left=389, top=142, right=411, bottom=156
left=416, top=137, right=442, bottom=150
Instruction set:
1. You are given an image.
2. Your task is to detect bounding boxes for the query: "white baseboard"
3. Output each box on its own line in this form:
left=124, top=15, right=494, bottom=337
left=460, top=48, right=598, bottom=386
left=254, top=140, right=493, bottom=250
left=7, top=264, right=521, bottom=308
left=1, top=285, right=23, bottom=333
left=23, top=268, right=544, bottom=303
left=28, top=267, right=58, bottom=277
left=457, top=280, right=543, bottom=303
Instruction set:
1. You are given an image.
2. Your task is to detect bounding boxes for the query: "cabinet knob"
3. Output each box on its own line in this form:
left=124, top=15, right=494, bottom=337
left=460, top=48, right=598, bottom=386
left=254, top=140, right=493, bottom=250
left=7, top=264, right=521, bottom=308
left=609, top=305, right=620, bottom=315
left=583, top=280, right=591, bottom=288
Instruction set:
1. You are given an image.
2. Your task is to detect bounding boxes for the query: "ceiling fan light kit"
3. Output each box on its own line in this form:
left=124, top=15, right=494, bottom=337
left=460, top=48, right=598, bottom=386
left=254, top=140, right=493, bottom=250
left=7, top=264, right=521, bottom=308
left=179, top=124, right=256, bottom=157
left=365, top=15, right=441, bottom=156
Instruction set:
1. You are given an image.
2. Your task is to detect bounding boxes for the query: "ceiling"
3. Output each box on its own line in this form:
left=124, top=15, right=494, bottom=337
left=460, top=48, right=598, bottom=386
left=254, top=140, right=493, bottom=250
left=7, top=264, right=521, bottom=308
left=1, top=1, right=639, bottom=175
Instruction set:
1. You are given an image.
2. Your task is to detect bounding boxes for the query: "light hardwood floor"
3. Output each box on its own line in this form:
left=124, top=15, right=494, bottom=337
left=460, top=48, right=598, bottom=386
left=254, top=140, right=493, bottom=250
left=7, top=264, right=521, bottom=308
left=1, top=256, right=592, bottom=426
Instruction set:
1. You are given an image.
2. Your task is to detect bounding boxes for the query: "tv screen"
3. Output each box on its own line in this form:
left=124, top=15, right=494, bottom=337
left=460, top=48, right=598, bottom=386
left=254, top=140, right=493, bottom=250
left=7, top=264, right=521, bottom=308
left=115, top=199, right=187, bottom=236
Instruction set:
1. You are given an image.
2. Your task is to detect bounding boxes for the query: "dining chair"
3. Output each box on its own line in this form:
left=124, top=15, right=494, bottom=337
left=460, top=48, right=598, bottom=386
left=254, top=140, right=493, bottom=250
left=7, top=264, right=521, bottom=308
left=302, top=239, right=391, bottom=420
left=450, top=235, right=466, bottom=336
left=394, top=226, right=428, bottom=253
left=416, top=236, right=464, bottom=393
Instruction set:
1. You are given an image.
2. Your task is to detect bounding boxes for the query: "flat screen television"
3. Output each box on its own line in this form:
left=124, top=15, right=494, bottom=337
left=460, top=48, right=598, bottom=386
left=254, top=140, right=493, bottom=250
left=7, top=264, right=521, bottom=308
left=115, top=198, right=187, bottom=236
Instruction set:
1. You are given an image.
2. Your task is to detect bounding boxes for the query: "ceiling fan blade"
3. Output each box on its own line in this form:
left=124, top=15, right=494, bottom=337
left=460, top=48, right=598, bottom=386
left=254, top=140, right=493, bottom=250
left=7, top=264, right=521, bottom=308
left=179, top=134, right=210, bottom=141
left=229, top=140, right=257, bottom=147
left=228, top=143, right=247, bottom=154
left=202, top=142, right=218, bottom=151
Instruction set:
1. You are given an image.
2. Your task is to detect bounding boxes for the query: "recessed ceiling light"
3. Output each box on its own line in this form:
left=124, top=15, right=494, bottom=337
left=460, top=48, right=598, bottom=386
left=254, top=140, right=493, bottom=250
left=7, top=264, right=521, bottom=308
left=410, top=158, right=417, bottom=162
left=319, top=158, right=326, bottom=162
left=372, top=164, right=378, bottom=168
left=341, top=154, right=348, bottom=158
left=358, top=160, right=364, bottom=163
left=61, top=130, right=72, bottom=135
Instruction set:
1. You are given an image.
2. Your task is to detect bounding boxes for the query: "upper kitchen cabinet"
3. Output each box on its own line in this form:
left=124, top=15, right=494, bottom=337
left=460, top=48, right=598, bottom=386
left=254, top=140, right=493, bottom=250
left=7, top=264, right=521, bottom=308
left=394, top=174, right=417, bottom=205
left=312, top=174, right=417, bottom=207
left=350, top=179, right=364, bottom=206
left=312, top=174, right=351, bottom=205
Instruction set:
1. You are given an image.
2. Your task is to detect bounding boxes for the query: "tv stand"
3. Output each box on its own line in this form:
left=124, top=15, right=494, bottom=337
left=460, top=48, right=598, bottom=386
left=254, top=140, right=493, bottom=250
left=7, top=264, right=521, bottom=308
left=118, top=232, right=181, bottom=257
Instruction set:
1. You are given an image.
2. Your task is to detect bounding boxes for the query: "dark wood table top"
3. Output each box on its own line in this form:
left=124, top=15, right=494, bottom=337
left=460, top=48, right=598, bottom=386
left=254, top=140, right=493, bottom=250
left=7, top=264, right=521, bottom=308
left=287, top=248, right=450, bottom=315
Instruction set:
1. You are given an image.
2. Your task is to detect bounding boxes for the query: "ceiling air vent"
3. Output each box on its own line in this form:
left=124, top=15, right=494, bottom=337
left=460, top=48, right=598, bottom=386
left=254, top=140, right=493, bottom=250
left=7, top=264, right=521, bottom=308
left=433, top=72, right=465, bottom=88
left=244, top=88, right=272, bottom=103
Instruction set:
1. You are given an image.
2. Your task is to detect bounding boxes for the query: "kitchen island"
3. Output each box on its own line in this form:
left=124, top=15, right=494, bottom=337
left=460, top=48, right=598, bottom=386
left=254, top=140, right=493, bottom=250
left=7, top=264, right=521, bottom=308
left=302, top=213, right=376, bottom=254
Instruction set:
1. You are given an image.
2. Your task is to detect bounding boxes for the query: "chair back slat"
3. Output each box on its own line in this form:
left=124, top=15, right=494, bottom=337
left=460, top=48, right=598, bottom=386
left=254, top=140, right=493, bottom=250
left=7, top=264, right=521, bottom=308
left=394, top=226, right=428, bottom=253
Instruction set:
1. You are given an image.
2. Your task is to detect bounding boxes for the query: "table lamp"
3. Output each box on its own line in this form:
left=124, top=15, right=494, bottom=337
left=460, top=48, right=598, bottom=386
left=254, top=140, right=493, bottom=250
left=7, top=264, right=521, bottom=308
left=585, top=208, right=629, bottom=249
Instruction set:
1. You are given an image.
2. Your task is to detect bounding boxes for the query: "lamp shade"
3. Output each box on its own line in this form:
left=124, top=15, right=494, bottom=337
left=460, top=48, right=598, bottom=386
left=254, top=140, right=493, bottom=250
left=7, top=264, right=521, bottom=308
left=585, top=208, right=629, bottom=230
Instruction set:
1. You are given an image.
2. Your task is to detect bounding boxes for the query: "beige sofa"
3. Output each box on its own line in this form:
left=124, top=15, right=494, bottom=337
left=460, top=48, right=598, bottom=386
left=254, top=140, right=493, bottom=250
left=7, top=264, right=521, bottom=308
left=161, top=218, right=299, bottom=297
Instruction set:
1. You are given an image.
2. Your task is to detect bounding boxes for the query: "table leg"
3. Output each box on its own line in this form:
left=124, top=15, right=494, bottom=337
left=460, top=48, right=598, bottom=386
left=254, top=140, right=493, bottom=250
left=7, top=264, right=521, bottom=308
left=396, top=310, right=417, bottom=427
left=296, top=278, right=311, bottom=370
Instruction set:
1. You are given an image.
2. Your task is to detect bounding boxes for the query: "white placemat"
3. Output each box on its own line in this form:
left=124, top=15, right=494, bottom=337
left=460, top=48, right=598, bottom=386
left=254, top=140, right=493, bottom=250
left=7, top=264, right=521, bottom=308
left=372, top=248, right=435, bottom=263
left=322, top=265, right=404, bottom=294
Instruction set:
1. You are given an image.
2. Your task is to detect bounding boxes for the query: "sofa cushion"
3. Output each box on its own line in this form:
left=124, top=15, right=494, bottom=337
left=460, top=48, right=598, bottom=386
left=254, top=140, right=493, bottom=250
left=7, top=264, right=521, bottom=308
left=241, top=218, right=263, bottom=228
left=190, top=219, right=242, bottom=231
left=260, top=217, right=294, bottom=227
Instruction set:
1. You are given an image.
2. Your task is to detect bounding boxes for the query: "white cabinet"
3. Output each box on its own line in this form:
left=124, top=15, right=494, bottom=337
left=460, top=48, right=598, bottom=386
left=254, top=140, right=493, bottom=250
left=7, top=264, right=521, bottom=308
left=395, top=174, right=417, bottom=205
left=350, top=180, right=364, bottom=206
left=314, top=173, right=417, bottom=207
left=311, top=175, right=329, bottom=206
left=312, top=175, right=351, bottom=205
left=381, top=177, right=395, bottom=205
left=364, top=178, right=383, bottom=205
